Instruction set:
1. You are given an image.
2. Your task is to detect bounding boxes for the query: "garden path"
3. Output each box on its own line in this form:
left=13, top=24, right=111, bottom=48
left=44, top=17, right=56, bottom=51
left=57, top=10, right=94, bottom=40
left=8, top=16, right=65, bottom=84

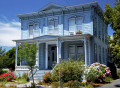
left=96, top=79, right=120, bottom=88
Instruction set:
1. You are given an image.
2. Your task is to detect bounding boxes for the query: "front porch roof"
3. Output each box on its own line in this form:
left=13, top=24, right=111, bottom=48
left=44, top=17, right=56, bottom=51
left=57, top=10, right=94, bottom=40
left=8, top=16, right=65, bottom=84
left=13, top=34, right=92, bottom=43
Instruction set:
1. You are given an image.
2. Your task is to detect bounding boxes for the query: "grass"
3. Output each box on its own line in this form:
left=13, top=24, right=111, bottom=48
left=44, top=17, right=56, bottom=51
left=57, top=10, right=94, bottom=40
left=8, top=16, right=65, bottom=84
left=0, top=78, right=28, bottom=88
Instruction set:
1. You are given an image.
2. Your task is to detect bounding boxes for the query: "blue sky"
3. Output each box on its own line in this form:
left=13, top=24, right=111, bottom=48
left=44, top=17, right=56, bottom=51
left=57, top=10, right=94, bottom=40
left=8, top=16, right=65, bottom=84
left=0, top=0, right=115, bottom=51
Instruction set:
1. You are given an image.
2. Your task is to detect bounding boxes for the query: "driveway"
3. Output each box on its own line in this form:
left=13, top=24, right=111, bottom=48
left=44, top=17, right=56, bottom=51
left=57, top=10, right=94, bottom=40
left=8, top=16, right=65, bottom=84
left=96, top=79, right=120, bottom=88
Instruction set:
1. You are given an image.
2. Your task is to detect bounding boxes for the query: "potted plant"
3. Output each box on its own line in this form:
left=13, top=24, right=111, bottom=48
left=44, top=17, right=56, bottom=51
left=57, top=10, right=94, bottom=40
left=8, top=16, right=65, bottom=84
left=76, top=30, right=82, bottom=34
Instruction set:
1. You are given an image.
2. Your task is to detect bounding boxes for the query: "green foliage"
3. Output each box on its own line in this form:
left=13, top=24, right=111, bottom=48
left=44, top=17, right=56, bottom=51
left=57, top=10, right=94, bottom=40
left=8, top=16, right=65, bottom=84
left=103, top=77, right=113, bottom=83
left=51, top=59, right=84, bottom=83
left=104, top=1, right=120, bottom=67
left=85, top=67, right=99, bottom=82
left=63, top=80, right=82, bottom=87
left=42, top=72, right=52, bottom=83
left=22, top=73, right=29, bottom=82
left=86, top=63, right=112, bottom=83
left=117, top=69, right=120, bottom=78
left=0, top=47, right=5, bottom=57
left=18, top=43, right=37, bottom=84
left=5, top=47, right=16, bottom=69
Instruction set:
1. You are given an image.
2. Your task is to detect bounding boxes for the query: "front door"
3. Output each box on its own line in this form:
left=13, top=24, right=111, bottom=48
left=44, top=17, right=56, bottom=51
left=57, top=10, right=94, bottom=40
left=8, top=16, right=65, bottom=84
left=48, top=45, right=57, bottom=69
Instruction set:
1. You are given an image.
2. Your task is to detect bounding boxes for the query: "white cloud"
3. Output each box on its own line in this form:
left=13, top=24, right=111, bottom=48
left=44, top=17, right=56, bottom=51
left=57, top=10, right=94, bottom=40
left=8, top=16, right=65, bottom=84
left=0, top=19, right=21, bottom=47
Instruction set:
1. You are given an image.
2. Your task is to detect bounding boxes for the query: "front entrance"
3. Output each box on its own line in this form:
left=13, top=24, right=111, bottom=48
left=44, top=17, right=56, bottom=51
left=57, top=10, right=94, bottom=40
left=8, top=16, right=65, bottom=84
left=48, top=45, right=57, bottom=69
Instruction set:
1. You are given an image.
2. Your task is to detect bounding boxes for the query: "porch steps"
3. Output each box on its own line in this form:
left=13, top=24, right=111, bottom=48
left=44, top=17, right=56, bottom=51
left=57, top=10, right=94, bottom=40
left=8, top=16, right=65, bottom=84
left=32, top=70, right=52, bottom=81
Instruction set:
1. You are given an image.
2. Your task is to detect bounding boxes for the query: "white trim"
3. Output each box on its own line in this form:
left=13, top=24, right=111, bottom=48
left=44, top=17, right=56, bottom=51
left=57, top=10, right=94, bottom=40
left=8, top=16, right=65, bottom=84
left=88, top=38, right=91, bottom=65
left=45, top=43, right=48, bottom=69
left=15, top=43, right=18, bottom=66
left=84, top=37, right=87, bottom=66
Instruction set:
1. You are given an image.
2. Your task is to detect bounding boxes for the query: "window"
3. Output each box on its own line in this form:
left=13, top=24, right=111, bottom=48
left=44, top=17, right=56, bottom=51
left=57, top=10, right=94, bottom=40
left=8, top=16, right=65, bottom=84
left=76, top=17, right=82, bottom=31
left=35, top=24, right=39, bottom=30
left=69, top=18, right=75, bottom=32
left=94, top=44, right=97, bottom=62
left=69, top=45, right=75, bottom=60
left=99, top=46, right=101, bottom=63
left=54, top=20, right=58, bottom=34
left=103, top=48, right=104, bottom=63
left=77, top=46, right=84, bottom=60
left=48, top=19, right=58, bottom=35
left=93, top=18, right=97, bottom=36
left=69, top=17, right=83, bottom=33
left=29, top=24, right=33, bottom=37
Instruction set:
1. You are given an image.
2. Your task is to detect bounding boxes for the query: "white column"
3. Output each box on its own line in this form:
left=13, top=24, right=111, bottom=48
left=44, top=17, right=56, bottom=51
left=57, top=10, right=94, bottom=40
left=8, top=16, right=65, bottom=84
left=45, top=43, right=48, bottom=69
left=57, top=40, right=61, bottom=64
left=36, top=42, right=39, bottom=67
left=15, top=43, right=18, bottom=66
left=88, top=38, right=91, bottom=65
left=84, top=38, right=87, bottom=66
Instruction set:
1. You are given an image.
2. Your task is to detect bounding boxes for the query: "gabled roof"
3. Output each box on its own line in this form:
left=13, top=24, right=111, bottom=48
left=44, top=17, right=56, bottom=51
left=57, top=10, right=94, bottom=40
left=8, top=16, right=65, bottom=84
left=38, top=3, right=64, bottom=12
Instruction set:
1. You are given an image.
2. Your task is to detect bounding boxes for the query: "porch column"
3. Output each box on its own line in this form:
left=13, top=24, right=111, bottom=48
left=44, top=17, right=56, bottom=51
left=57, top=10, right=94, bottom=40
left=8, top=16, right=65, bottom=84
left=36, top=42, right=39, bottom=67
left=57, top=40, right=61, bottom=64
left=15, top=43, right=18, bottom=66
left=45, top=43, right=48, bottom=69
left=88, top=38, right=91, bottom=65
left=84, top=38, right=87, bottom=66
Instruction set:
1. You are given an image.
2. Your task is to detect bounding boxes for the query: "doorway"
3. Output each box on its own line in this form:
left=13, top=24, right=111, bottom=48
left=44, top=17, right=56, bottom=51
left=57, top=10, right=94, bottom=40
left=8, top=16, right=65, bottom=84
left=48, top=45, right=57, bottom=69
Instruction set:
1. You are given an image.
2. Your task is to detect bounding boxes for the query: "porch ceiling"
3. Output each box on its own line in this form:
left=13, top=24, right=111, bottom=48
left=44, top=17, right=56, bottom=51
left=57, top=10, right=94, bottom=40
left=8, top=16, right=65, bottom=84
left=13, top=34, right=92, bottom=43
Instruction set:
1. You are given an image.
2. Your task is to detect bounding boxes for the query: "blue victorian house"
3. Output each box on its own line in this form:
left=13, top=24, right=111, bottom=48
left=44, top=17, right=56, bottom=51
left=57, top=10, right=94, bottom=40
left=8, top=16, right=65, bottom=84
left=14, top=2, right=108, bottom=80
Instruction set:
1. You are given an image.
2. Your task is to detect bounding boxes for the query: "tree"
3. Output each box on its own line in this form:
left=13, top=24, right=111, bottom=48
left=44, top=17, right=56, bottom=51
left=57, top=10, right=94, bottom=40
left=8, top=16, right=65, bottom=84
left=0, top=47, right=5, bottom=57
left=6, top=47, right=16, bottom=70
left=0, top=47, right=7, bottom=74
left=18, top=43, right=38, bottom=86
left=104, top=1, right=120, bottom=67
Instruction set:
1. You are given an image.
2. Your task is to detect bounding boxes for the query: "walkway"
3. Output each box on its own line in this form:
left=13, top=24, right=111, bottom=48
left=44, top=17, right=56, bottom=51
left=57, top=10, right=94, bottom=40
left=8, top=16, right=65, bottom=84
left=96, top=79, right=120, bottom=88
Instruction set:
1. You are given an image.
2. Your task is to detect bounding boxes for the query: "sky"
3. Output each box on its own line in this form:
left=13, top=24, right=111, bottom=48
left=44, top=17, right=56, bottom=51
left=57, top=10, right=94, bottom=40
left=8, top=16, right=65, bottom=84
left=0, top=0, right=116, bottom=51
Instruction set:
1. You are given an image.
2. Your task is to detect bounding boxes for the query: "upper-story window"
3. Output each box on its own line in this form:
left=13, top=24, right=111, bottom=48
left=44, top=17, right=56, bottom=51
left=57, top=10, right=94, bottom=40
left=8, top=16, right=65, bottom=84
left=28, top=23, right=39, bottom=38
left=69, top=17, right=82, bottom=34
left=93, top=17, right=97, bottom=37
left=29, top=24, right=33, bottom=38
left=48, top=19, right=58, bottom=35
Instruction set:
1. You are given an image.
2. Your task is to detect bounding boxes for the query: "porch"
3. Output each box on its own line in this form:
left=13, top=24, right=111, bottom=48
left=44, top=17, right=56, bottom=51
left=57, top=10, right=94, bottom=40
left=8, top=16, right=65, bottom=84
left=14, top=34, right=92, bottom=74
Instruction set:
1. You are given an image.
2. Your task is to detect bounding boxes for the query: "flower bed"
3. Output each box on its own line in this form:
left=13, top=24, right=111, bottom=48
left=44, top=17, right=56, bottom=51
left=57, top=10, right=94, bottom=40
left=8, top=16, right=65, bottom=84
left=0, top=72, right=15, bottom=81
left=85, top=62, right=113, bottom=83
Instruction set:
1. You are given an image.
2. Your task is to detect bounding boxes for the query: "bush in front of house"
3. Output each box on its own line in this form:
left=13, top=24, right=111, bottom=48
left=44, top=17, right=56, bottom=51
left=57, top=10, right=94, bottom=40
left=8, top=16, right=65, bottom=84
left=42, top=72, right=52, bottom=83
left=117, top=69, right=120, bottom=78
left=0, top=72, right=15, bottom=81
left=51, top=59, right=84, bottom=83
left=85, top=62, right=113, bottom=83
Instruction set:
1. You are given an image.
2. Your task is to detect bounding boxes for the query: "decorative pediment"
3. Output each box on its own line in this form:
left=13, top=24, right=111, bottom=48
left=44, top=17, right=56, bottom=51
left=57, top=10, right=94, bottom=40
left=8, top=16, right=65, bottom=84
left=38, top=3, right=64, bottom=11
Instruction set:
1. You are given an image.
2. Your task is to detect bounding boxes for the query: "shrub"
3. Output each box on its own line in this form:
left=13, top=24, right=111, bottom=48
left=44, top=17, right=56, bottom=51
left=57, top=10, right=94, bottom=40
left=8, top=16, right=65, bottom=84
left=22, top=72, right=29, bottom=82
left=117, top=69, right=120, bottom=78
left=42, top=72, right=52, bottom=83
left=85, top=62, right=112, bottom=83
left=0, top=72, right=15, bottom=81
left=103, top=77, right=113, bottom=83
left=63, top=80, right=81, bottom=87
left=51, top=59, right=84, bottom=83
